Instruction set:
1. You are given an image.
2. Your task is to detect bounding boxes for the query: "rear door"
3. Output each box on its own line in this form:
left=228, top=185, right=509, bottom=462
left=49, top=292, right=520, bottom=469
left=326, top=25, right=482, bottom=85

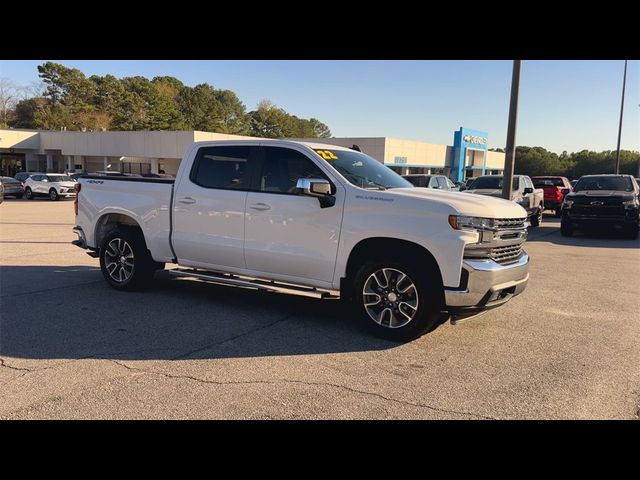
left=171, top=145, right=258, bottom=270
left=243, top=145, right=344, bottom=283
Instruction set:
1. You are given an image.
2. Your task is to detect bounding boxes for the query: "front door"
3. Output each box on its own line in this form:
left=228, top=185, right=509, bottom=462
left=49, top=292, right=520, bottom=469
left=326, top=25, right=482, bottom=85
left=244, top=146, right=344, bottom=284
left=172, top=145, right=257, bottom=270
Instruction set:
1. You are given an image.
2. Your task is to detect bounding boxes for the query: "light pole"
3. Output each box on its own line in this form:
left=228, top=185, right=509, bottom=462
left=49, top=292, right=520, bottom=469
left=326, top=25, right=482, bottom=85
left=615, top=60, right=628, bottom=174
left=502, top=60, right=522, bottom=200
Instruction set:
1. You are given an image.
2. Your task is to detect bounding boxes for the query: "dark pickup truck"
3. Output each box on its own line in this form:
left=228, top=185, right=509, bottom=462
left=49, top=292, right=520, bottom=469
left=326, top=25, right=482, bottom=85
left=561, top=174, right=639, bottom=239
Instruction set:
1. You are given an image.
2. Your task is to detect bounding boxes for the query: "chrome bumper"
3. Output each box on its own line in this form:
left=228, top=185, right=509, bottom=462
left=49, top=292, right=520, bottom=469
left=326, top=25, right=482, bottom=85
left=445, top=252, right=529, bottom=308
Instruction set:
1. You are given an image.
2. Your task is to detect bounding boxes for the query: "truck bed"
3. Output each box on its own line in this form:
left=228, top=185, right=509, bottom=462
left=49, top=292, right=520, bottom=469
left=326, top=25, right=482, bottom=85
left=77, top=175, right=176, bottom=262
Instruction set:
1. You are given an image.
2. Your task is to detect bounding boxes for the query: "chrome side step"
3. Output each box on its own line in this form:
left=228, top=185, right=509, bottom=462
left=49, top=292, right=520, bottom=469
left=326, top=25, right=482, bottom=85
left=168, top=268, right=340, bottom=300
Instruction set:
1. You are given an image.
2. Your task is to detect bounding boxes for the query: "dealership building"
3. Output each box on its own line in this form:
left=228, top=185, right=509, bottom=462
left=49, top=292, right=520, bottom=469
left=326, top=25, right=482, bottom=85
left=0, top=126, right=504, bottom=182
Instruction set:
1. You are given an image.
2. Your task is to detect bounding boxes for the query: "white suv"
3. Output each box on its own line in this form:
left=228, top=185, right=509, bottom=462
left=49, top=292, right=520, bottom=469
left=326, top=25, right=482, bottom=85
left=25, top=174, right=77, bottom=201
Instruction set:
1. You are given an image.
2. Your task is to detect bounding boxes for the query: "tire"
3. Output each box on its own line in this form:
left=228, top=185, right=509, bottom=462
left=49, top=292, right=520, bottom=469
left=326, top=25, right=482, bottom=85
left=49, top=188, right=59, bottom=201
left=560, top=221, right=573, bottom=237
left=351, top=256, right=442, bottom=342
left=554, top=208, right=562, bottom=218
left=530, top=206, right=543, bottom=227
left=99, top=227, right=156, bottom=291
left=25, top=187, right=33, bottom=200
left=15, top=193, right=23, bottom=199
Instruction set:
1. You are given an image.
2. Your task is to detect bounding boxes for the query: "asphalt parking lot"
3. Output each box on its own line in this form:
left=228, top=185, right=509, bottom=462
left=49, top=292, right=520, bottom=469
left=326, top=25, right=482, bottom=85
left=1, top=198, right=639, bottom=419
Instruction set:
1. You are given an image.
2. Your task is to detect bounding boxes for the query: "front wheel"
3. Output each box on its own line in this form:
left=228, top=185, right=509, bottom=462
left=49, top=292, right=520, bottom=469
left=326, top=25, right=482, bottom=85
left=530, top=206, right=543, bottom=227
left=25, top=187, right=33, bottom=200
left=99, top=228, right=156, bottom=291
left=352, top=259, right=442, bottom=342
left=49, top=188, right=59, bottom=201
left=560, top=221, right=573, bottom=237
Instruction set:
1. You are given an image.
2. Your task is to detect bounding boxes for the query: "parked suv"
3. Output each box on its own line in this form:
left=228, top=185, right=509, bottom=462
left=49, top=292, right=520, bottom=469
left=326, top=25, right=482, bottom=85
left=24, top=174, right=77, bottom=201
left=402, top=174, right=454, bottom=190
left=561, top=174, right=639, bottom=239
left=531, top=176, right=572, bottom=217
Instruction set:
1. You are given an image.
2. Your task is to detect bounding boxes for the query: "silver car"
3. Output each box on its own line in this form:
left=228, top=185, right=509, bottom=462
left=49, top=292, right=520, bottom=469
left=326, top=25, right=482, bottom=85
left=0, top=176, right=25, bottom=199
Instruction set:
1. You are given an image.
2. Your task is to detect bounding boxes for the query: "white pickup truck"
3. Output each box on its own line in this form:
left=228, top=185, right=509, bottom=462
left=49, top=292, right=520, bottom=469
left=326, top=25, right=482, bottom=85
left=73, top=140, right=530, bottom=341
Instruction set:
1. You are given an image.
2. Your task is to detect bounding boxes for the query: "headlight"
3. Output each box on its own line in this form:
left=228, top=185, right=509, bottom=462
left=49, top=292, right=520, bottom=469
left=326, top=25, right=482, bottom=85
left=448, top=215, right=495, bottom=231
left=563, top=199, right=573, bottom=208
left=622, top=198, right=638, bottom=209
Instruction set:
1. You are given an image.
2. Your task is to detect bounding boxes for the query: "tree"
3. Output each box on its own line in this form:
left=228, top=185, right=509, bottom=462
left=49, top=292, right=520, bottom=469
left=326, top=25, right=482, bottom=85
left=0, top=77, right=20, bottom=127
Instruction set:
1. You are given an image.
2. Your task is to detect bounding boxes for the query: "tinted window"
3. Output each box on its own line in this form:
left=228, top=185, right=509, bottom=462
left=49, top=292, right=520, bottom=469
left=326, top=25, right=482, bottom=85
left=573, top=176, right=633, bottom=192
left=32, top=175, right=44, bottom=181
left=471, top=176, right=518, bottom=190
left=436, top=177, right=449, bottom=189
left=532, top=178, right=565, bottom=187
left=47, top=175, right=73, bottom=182
left=191, top=146, right=253, bottom=190
left=404, top=176, right=429, bottom=187
left=260, top=147, right=327, bottom=194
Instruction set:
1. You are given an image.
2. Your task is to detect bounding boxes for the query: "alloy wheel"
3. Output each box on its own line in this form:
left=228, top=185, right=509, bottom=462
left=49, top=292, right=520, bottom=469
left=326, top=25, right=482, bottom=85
left=104, top=238, right=135, bottom=283
left=362, top=268, right=419, bottom=328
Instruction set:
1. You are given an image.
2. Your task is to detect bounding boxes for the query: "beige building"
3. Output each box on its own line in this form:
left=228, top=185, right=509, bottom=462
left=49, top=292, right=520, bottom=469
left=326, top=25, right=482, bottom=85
left=0, top=128, right=505, bottom=181
left=0, top=129, right=250, bottom=177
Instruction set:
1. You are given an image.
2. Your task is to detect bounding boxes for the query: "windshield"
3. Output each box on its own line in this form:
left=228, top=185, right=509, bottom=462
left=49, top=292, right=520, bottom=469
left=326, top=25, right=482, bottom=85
left=313, top=148, right=412, bottom=189
left=573, top=176, right=633, bottom=192
left=471, top=176, right=519, bottom=190
left=533, top=178, right=564, bottom=187
left=47, top=175, right=73, bottom=182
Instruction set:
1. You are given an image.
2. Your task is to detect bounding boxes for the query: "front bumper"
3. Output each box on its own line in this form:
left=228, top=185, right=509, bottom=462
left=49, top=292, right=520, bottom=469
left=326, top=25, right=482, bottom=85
left=444, top=252, right=529, bottom=310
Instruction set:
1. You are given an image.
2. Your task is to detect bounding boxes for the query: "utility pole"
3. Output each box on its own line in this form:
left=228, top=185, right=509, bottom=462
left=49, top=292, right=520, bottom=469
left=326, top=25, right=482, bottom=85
left=615, top=60, right=628, bottom=174
left=502, top=60, right=522, bottom=200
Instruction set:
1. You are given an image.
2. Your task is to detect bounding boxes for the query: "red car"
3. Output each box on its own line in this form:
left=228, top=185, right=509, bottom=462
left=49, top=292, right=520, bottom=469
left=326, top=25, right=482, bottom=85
left=531, top=176, right=572, bottom=217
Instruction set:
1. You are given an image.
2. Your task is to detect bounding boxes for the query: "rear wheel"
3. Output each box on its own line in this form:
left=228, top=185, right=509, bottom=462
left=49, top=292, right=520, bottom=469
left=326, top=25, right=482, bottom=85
left=99, top=228, right=156, bottom=291
left=25, top=187, right=33, bottom=200
left=352, top=257, right=442, bottom=342
left=49, top=188, right=59, bottom=201
left=560, top=221, right=573, bottom=237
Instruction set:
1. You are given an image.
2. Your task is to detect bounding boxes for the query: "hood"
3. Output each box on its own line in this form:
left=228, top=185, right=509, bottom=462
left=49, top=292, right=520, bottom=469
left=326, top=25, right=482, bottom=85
left=388, top=187, right=527, bottom=218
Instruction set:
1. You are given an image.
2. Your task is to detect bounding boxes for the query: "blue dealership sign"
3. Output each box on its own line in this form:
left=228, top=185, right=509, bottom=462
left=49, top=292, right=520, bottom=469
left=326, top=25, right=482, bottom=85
left=452, top=127, right=488, bottom=182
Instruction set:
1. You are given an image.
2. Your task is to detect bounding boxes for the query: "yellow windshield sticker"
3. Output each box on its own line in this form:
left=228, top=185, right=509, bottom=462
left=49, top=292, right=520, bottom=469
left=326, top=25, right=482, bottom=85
left=315, top=149, right=339, bottom=160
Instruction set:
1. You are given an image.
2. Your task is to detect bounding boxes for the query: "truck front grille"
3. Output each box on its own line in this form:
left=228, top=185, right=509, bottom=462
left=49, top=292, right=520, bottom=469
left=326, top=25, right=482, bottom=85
left=494, top=218, right=527, bottom=229
left=464, top=217, right=528, bottom=265
left=490, top=244, right=524, bottom=264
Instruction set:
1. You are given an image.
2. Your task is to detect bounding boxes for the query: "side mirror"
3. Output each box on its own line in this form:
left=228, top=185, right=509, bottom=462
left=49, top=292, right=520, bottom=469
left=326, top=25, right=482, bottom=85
left=561, top=188, right=570, bottom=195
left=296, top=178, right=335, bottom=208
left=524, top=187, right=533, bottom=194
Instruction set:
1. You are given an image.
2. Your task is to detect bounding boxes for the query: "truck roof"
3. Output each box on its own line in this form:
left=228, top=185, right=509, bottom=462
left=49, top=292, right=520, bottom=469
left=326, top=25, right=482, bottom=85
left=191, top=139, right=354, bottom=152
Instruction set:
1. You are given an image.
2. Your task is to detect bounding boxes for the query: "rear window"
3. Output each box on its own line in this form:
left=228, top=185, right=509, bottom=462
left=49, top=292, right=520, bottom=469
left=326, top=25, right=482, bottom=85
left=190, top=146, right=253, bottom=190
left=471, top=176, right=519, bottom=190
left=533, top=178, right=565, bottom=187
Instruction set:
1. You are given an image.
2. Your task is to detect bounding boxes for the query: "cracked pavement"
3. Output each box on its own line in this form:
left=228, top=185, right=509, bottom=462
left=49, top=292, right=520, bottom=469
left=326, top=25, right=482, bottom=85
left=1, top=200, right=639, bottom=419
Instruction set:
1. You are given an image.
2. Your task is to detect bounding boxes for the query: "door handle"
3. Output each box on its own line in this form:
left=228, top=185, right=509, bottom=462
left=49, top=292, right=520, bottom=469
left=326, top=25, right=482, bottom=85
left=178, top=197, right=196, bottom=205
left=249, top=203, right=271, bottom=211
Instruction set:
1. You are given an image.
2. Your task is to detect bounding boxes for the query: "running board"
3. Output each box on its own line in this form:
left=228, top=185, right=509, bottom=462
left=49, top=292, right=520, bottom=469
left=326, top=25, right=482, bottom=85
left=168, top=268, right=340, bottom=300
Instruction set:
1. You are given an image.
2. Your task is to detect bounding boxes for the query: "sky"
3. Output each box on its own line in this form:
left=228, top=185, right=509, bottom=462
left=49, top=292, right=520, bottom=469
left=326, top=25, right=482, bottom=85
left=1, top=60, right=638, bottom=154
